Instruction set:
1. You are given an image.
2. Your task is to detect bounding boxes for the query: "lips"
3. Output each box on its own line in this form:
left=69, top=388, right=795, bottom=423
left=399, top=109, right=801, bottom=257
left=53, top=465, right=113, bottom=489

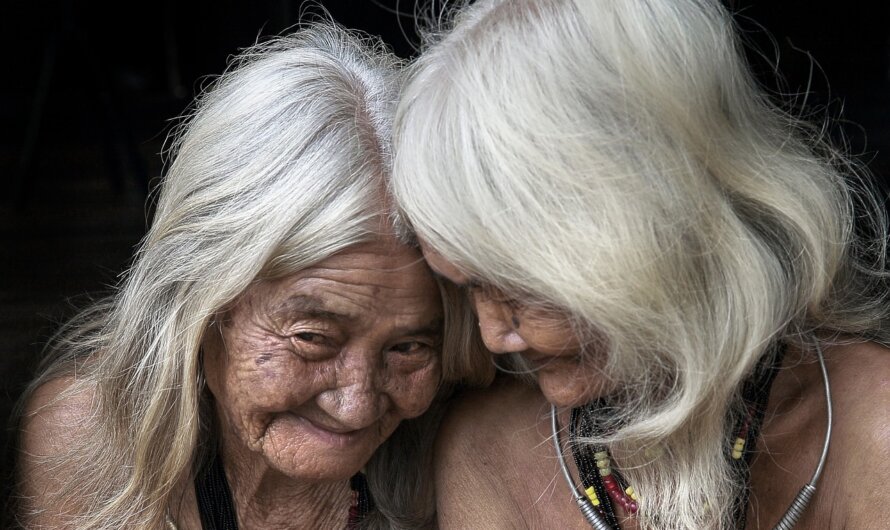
left=302, top=416, right=360, bottom=435
left=288, top=414, right=368, bottom=448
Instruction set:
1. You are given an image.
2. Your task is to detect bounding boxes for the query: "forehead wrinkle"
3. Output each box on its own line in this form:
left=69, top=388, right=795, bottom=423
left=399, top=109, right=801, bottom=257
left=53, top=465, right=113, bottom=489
left=270, top=294, right=357, bottom=324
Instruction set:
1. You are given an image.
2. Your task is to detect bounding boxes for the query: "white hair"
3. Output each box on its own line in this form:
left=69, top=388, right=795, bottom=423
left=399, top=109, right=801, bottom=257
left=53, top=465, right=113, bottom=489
left=15, top=22, right=451, bottom=529
left=391, top=0, right=890, bottom=527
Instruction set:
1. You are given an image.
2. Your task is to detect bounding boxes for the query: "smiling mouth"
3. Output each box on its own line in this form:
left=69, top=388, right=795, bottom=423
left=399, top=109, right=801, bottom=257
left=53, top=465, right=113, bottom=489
left=292, top=415, right=368, bottom=447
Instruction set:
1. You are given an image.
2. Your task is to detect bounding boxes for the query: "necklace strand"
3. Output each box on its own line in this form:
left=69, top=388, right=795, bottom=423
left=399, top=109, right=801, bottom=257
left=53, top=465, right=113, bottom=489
left=558, top=343, right=814, bottom=529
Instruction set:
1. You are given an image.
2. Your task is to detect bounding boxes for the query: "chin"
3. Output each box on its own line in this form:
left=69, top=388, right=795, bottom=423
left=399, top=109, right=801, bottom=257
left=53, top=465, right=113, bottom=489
left=272, top=452, right=372, bottom=482
left=537, top=371, right=611, bottom=408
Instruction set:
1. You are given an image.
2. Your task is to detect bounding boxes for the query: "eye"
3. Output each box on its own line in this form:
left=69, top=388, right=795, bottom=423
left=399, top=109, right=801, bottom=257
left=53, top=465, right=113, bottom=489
left=289, top=330, right=339, bottom=360
left=292, top=332, right=328, bottom=345
left=388, top=341, right=431, bottom=355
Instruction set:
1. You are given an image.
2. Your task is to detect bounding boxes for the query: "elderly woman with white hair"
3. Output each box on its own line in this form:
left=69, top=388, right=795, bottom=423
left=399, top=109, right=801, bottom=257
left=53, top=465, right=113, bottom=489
left=390, top=0, right=890, bottom=528
left=14, top=23, right=462, bottom=529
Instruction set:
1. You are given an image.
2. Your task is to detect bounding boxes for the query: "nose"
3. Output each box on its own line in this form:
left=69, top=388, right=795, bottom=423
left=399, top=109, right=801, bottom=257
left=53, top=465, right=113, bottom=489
left=316, top=352, right=384, bottom=430
left=472, top=295, right=528, bottom=354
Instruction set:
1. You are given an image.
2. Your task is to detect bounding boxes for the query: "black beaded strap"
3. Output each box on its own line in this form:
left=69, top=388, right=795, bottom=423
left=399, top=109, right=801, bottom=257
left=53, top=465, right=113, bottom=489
left=347, top=472, right=375, bottom=528
left=571, top=405, right=619, bottom=529
left=731, top=343, right=786, bottom=529
left=195, top=449, right=239, bottom=530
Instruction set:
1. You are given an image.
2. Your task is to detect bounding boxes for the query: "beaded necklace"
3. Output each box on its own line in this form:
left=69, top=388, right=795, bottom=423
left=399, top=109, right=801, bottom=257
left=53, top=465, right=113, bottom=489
left=562, top=345, right=786, bottom=529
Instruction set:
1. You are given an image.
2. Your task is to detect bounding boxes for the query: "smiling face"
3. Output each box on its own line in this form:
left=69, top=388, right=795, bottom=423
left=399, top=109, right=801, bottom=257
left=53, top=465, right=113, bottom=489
left=203, top=240, right=443, bottom=482
left=421, top=244, right=609, bottom=407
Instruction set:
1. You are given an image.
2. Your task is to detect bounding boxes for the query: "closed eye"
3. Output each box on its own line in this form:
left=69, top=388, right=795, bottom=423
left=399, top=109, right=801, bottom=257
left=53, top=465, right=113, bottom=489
left=389, top=341, right=432, bottom=355
left=293, top=332, right=328, bottom=345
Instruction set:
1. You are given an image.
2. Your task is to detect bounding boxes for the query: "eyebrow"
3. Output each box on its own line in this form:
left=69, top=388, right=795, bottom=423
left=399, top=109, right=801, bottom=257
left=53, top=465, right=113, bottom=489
left=272, top=296, right=445, bottom=337
left=398, top=318, right=445, bottom=338
left=271, top=295, right=355, bottom=323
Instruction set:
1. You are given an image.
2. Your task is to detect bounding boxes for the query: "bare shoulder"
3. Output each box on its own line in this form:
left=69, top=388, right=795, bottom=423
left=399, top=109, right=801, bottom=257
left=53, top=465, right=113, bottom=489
left=17, top=375, right=98, bottom=524
left=434, top=376, right=590, bottom=529
left=751, top=340, right=890, bottom=528
left=19, top=375, right=97, bottom=457
left=434, top=376, right=538, bottom=528
left=822, top=341, right=890, bottom=527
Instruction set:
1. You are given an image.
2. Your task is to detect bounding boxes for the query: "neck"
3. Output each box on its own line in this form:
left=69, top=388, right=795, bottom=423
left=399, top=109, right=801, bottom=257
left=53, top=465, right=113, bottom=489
left=220, top=432, right=354, bottom=529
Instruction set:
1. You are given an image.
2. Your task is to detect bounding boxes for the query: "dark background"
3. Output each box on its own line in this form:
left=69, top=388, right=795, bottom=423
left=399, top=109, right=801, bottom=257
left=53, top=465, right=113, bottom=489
left=1, top=0, right=888, bottom=517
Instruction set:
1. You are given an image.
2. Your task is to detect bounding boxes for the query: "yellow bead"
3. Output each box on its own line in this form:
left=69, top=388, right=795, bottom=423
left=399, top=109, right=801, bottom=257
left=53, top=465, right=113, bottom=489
left=596, top=459, right=609, bottom=469
left=585, top=486, right=600, bottom=506
left=625, top=486, right=638, bottom=501
left=732, top=449, right=743, bottom=460
left=594, top=451, right=609, bottom=460
left=599, top=467, right=612, bottom=476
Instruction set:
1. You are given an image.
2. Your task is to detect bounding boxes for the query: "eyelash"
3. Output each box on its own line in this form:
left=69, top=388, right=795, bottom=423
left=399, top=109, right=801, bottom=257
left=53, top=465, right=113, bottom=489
left=389, top=341, right=434, bottom=355
left=293, top=332, right=326, bottom=344
left=290, top=331, right=336, bottom=353
left=292, top=333, right=436, bottom=356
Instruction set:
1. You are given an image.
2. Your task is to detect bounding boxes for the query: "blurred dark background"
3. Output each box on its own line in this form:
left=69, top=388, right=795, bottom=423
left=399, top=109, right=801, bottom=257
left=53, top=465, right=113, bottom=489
left=1, top=0, right=888, bottom=516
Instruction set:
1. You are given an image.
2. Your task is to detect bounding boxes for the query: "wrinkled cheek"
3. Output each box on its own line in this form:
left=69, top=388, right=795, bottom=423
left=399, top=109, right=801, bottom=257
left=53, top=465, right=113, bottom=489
left=390, top=365, right=442, bottom=418
left=214, top=398, right=271, bottom=454
left=261, top=416, right=307, bottom=466
left=241, top=411, right=276, bottom=450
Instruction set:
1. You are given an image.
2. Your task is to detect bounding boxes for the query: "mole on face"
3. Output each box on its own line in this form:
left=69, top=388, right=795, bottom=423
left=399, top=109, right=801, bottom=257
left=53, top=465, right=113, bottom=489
left=511, top=315, right=520, bottom=329
left=256, top=352, right=273, bottom=365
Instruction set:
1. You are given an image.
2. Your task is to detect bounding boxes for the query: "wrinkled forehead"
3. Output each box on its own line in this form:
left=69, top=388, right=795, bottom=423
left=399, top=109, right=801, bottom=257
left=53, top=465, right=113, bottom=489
left=239, top=239, right=443, bottom=326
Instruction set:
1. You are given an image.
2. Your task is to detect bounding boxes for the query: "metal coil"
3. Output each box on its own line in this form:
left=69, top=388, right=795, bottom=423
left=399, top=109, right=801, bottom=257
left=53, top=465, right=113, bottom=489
left=772, top=484, right=816, bottom=530
left=576, top=497, right=613, bottom=530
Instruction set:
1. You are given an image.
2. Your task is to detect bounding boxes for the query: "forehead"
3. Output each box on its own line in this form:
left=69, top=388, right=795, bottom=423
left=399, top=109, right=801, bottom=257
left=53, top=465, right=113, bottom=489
left=419, top=241, right=471, bottom=286
left=248, top=241, right=442, bottom=323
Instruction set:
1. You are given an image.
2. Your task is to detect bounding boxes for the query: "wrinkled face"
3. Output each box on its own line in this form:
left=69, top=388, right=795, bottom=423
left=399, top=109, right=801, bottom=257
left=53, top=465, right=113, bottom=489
left=204, top=241, right=443, bottom=482
left=422, top=244, right=607, bottom=407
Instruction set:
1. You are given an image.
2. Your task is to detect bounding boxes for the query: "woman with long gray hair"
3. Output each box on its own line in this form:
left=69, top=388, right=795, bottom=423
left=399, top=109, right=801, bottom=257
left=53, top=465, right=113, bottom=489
left=390, top=0, right=890, bottom=528
left=14, top=23, right=461, bottom=529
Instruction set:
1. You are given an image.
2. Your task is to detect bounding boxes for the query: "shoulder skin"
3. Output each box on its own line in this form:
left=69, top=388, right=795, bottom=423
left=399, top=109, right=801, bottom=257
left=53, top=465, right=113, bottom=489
left=434, top=375, right=594, bottom=529
left=749, top=340, right=890, bottom=529
left=17, top=376, right=98, bottom=528
left=436, top=342, right=890, bottom=529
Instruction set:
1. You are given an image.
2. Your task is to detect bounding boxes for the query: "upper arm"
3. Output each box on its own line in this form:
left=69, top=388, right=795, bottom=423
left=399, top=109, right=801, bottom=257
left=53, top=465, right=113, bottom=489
left=17, top=376, right=96, bottom=526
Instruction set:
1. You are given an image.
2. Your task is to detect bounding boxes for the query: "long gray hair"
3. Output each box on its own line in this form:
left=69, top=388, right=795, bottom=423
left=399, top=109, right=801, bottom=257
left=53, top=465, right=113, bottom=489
left=15, top=22, right=453, bottom=529
left=391, top=0, right=890, bottom=527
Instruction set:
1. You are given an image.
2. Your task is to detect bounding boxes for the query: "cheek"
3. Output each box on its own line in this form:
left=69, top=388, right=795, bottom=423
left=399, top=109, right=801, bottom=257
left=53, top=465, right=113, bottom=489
left=385, top=362, right=441, bottom=418
left=524, top=321, right=582, bottom=355
left=219, top=357, right=327, bottom=432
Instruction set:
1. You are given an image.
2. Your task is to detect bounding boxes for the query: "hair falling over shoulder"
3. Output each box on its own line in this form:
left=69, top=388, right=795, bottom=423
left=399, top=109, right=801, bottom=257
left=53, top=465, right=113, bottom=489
left=390, top=0, right=890, bottom=528
left=13, top=21, right=448, bottom=529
